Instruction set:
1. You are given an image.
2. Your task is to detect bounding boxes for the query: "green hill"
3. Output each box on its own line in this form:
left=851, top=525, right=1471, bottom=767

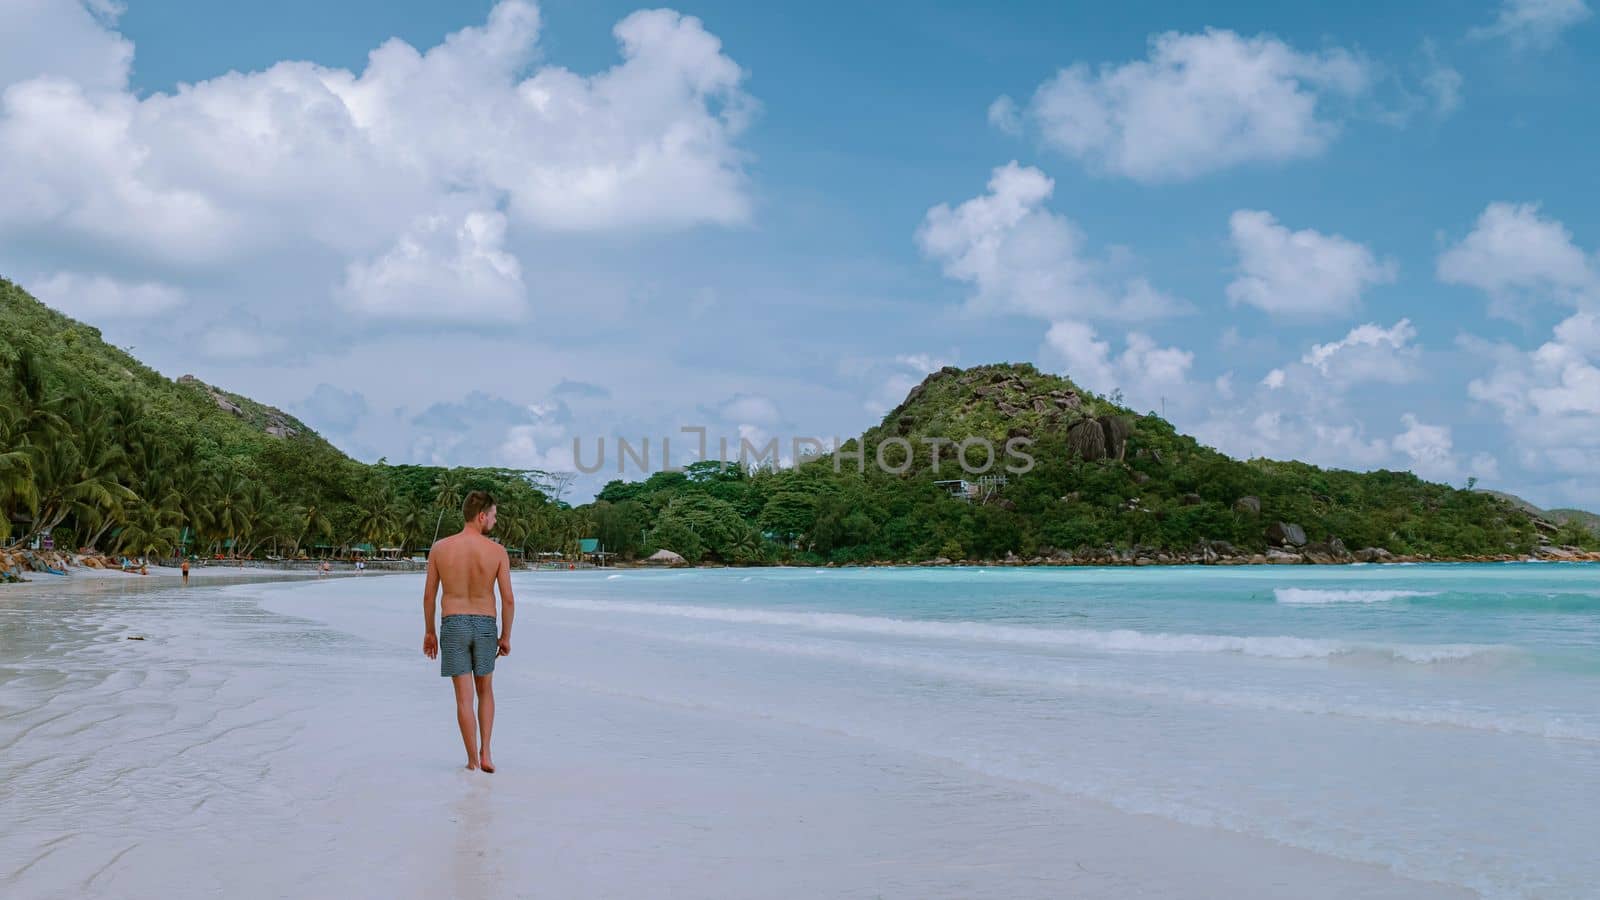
left=0, top=277, right=555, bottom=558
left=594, top=363, right=1559, bottom=564
left=1483, top=490, right=1600, bottom=541
left=2, top=276, right=1585, bottom=567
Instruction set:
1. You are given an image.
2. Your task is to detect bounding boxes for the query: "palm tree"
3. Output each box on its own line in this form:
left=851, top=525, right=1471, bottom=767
left=14, top=401, right=135, bottom=549
left=433, top=472, right=465, bottom=513
left=210, top=471, right=256, bottom=557
left=354, top=484, right=399, bottom=549
left=114, top=502, right=182, bottom=562
left=298, top=503, right=334, bottom=557
left=0, top=403, right=37, bottom=543
left=430, top=472, right=466, bottom=544
left=396, top=502, right=427, bottom=555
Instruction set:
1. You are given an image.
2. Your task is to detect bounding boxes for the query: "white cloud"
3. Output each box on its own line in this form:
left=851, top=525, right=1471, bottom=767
left=340, top=209, right=526, bottom=323
left=719, top=394, right=781, bottom=426
left=1004, top=29, right=1369, bottom=182
left=1041, top=320, right=1193, bottom=411
left=918, top=162, right=1185, bottom=321
left=986, top=95, right=1022, bottom=135
left=30, top=271, right=185, bottom=319
left=497, top=423, right=575, bottom=471
left=0, top=1, right=754, bottom=323
left=0, top=0, right=132, bottom=92
left=1421, top=47, right=1463, bottom=117
left=1301, top=319, right=1420, bottom=385
left=1441, top=206, right=1600, bottom=499
left=1437, top=202, right=1597, bottom=316
left=1184, top=321, right=1490, bottom=483
left=1470, top=0, right=1592, bottom=49
left=1227, top=210, right=1396, bottom=318
left=1393, top=413, right=1460, bottom=481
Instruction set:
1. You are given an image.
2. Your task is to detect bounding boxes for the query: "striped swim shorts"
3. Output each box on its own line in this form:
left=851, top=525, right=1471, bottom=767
left=439, top=614, right=498, bottom=677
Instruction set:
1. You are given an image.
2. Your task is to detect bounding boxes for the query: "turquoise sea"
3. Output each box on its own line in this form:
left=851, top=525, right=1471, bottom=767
left=4, top=563, right=1596, bottom=898
left=526, top=562, right=1600, bottom=898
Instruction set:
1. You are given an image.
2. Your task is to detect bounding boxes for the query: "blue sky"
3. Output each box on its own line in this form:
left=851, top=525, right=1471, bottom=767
left=4, top=0, right=1599, bottom=507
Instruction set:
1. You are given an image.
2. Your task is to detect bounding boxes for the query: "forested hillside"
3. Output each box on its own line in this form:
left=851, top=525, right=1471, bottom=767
left=1, top=278, right=558, bottom=558
left=587, top=364, right=1564, bottom=564
left=4, top=277, right=1592, bottom=566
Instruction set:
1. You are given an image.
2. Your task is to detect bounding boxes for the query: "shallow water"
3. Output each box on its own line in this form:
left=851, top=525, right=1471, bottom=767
left=526, top=563, right=1600, bottom=899
left=2, top=564, right=1595, bottom=898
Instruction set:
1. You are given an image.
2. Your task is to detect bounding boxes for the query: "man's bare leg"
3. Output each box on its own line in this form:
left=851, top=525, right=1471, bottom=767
left=475, top=673, right=495, bottom=773
left=453, top=674, right=479, bottom=770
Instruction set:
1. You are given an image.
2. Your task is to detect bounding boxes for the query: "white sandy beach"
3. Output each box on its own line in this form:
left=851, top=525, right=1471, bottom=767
left=0, top=571, right=1479, bottom=899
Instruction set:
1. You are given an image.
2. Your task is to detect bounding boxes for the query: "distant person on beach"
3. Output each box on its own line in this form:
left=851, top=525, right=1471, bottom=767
left=422, top=490, right=515, bottom=773
left=181, top=559, right=190, bottom=585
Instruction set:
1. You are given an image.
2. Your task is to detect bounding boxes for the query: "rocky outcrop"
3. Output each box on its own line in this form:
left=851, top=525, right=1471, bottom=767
left=1067, top=418, right=1107, bottom=460
left=1266, top=521, right=1307, bottom=547
left=1302, top=538, right=1351, bottom=565
left=181, top=374, right=245, bottom=417
left=178, top=374, right=300, bottom=439
left=1234, top=496, right=1261, bottom=516
left=1354, top=547, right=1393, bottom=563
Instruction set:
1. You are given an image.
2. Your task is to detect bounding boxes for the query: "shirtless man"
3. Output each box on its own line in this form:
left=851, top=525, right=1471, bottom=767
left=422, top=490, right=515, bottom=772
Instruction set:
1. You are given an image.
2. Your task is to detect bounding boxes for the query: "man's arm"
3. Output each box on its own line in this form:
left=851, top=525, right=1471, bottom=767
left=497, top=548, right=515, bottom=656
left=422, top=554, right=440, bottom=659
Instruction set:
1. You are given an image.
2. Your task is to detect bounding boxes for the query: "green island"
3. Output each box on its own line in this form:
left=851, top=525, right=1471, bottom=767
left=3, top=277, right=1596, bottom=571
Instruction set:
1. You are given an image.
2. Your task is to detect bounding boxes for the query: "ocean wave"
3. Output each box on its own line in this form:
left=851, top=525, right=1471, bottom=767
left=571, top=623, right=1593, bottom=743
left=533, top=597, right=1499, bottom=664
left=1275, top=588, right=1439, bottom=605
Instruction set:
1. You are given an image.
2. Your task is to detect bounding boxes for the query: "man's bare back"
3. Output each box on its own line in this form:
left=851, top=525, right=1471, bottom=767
left=429, top=530, right=510, bottom=617
left=422, top=491, right=515, bottom=772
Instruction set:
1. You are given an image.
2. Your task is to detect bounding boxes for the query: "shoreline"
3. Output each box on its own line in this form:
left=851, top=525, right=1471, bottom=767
left=0, top=558, right=410, bottom=588
left=5, top=551, right=1596, bottom=586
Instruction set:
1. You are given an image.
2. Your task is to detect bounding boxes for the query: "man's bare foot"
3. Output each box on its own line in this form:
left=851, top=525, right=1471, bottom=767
left=465, top=758, right=479, bottom=771
left=479, top=750, right=494, bottom=774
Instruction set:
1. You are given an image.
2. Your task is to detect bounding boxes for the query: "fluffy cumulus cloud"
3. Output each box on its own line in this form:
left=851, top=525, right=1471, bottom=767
left=0, top=0, right=132, bottom=92
left=1466, top=315, right=1600, bottom=483
left=339, top=210, right=526, bottom=322
left=996, top=29, right=1369, bottom=182
left=1187, top=320, right=1495, bottom=483
left=0, top=0, right=754, bottom=326
left=917, top=162, right=1185, bottom=321
left=1041, top=321, right=1193, bottom=413
left=1440, top=204, right=1600, bottom=504
left=1392, top=414, right=1461, bottom=482
left=1437, top=202, right=1598, bottom=316
left=29, top=271, right=185, bottom=319
left=1470, top=0, right=1592, bottom=49
left=404, top=391, right=576, bottom=472
left=1226, top=210, right=1396, bottom=319
left=1301, top=319, right=1420, bottom=385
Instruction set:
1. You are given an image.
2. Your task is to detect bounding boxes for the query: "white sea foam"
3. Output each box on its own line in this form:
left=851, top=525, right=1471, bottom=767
left=570, top=622, right=1596, bottom=743
left=533, top=597, right=1497, bottom=664
left=1275, top=588, right=1439, bottom=605
left=606, top=574, right=625, bottom=580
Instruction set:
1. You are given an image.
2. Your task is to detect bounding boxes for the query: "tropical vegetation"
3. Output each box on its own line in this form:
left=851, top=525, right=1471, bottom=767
left=4, top=277, right=1595, bottom=566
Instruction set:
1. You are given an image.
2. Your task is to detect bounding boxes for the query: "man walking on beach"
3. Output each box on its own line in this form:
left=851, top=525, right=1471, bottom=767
left=423, top=490, right=515, bottom=772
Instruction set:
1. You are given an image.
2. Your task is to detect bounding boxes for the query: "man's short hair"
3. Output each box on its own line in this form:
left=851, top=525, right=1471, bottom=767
left=462, top=490, right=496, bottom=522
